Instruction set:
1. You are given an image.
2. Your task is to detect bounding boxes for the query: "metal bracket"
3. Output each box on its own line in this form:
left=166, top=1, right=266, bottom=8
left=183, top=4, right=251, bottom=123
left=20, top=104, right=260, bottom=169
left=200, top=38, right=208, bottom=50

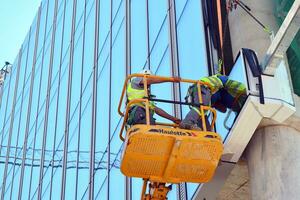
left=262, top=0, right=300, bottom=75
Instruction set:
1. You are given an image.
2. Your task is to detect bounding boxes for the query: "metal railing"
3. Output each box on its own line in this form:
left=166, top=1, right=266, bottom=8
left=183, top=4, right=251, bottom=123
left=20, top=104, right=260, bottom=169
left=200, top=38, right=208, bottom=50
left=118, top=74, right=217, bottom=141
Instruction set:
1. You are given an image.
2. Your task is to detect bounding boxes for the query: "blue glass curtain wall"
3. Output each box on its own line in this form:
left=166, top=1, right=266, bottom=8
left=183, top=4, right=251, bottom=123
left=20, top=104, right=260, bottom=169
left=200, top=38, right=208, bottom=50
left=0, top=0, right=211, bottom=199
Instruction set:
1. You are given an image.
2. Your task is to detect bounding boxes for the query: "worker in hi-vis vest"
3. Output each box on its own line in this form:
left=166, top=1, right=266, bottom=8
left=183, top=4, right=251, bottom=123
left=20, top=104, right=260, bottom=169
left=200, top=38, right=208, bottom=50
left=180, top=74, right=246, bottom=131
left=211, top=78, right=247, bottom=114
left=126, top=69, right=181, bottom=126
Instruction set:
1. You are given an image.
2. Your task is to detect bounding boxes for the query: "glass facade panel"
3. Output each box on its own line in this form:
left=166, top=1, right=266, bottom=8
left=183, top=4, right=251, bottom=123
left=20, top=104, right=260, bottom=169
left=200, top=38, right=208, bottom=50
left=216, top=53, right=248, bottom=142
left=8, top=40, right=28, bottom=200
left=131, top=0, right=147, bottom=71
left=0, top=0, right=219, bottom=199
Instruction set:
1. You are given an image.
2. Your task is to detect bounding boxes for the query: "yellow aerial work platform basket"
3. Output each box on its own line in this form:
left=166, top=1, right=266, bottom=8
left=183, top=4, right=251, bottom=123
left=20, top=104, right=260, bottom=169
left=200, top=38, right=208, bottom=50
left=118, top=74, right=223, bottom=185
left=121, top=124, right=223, bottom=183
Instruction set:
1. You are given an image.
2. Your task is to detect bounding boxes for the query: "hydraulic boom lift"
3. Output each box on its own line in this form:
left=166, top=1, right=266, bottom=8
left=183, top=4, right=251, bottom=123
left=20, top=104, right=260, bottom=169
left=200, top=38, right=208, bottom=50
left=118, top=74, right=224, bottom=199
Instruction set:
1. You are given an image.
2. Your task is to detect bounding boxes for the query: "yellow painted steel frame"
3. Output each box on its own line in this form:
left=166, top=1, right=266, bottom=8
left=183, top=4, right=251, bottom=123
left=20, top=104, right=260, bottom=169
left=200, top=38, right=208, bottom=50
left=117, top=74, right=223, bottom=184
left=141, top=180, right=171, bottom=200
left=118, top=74, right=216, bottom=141
left=120, top=124, right=223, bottom=183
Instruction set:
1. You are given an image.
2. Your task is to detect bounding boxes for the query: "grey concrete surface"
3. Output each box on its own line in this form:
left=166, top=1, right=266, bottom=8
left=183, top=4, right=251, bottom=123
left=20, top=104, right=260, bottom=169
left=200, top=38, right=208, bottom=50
left=217, top=161, right=250, bottom=200
left=228, top=0, right=279, bottom=61
left=227, top=0, right=300, bottom=199
left=246, top=126, right=300, bottom=200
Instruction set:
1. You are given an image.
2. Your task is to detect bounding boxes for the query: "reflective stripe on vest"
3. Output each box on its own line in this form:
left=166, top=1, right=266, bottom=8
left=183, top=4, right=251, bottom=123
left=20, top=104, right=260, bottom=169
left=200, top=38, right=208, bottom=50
left=191, top=106, right=209, bottom=117
left=224, top=80, right=246, bottom=98
left=126, top=81, right=155, bottom=110
left=200, top=75, right=223, bottom=94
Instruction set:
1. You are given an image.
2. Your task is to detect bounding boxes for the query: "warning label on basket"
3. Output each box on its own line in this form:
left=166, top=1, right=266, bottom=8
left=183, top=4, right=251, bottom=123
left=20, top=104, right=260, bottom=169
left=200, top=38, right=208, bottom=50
left=148, top=128, right=196, bottom=137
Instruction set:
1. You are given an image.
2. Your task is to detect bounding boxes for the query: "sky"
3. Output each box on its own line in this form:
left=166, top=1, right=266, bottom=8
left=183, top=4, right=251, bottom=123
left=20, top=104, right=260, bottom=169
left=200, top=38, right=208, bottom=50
left=0, top=0, right=41, bottom=68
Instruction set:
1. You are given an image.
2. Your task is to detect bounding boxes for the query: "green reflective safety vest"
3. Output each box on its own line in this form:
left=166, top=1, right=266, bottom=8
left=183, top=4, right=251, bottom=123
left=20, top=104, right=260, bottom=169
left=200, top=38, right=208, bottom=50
left=200, top=75, right=224, bottom=94
left=126, top=81, right=155, bottom=110
left=224, top=80, right=246, bottom=98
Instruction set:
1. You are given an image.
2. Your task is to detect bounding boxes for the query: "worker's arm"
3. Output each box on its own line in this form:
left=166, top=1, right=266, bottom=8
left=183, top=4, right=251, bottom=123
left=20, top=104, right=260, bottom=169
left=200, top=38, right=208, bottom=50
left=217, top=75, right=228, bottom=86
left=154, top=106, right=181, bottom=124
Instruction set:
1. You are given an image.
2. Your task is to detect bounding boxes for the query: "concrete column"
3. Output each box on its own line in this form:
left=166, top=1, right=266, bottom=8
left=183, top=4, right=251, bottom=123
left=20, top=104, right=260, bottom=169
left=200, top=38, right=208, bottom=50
left=228, top=0, right=300, bottom=199
left=246, top=126, right=300, bottom=200
left=228, top=0, right=279, bottom=61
